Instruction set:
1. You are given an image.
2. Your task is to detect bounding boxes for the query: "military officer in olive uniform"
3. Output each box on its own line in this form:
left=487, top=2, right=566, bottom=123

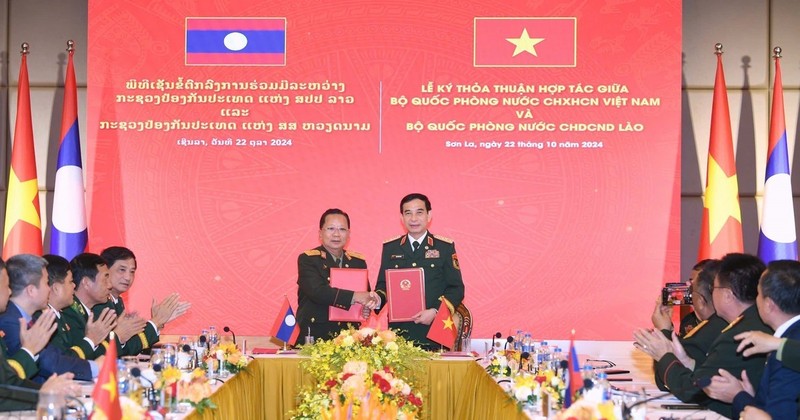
left=374, top=193, right=465, bottom=350
left=297, top=209, right=377, bottom=342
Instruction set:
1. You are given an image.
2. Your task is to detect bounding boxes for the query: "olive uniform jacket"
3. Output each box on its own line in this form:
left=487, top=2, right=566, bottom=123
left=654, top=313, right=727, bottom=391
left=92, top=296, right=160, bottom=356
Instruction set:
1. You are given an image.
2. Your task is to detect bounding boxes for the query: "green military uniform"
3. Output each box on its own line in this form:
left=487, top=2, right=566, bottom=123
left=61, top=296, right=110, bottom=359
left=0, top=335, right=37, bottom=380
left=374, top=233, right=465, bottom=350
left=92, top=296, right=159, bottom=356
left=778, top=338, right=800, bottom=371
left=656, top=305, right=772, bottom=418
left=32, top=305, right=96, bottom=361
left=0, top=351, right=39, bottom=411
left=296, top=246, right=368, bottom=342
left=655, top=313, right=727, bottom=391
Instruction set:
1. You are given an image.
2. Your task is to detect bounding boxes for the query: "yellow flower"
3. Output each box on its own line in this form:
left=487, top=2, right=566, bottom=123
left=385, top=341, right=398, bottom=352
left=341, top=335, right=355, bottom=347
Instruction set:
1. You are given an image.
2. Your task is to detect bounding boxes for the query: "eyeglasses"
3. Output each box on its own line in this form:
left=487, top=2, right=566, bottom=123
left=323, top=227, right=349, bottom=234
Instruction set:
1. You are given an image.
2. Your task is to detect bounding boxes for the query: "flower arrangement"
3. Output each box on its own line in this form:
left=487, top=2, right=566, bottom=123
left=292, top=327, right=431, bottom=420
left=510, top=370, right=567, bottom=410
left=203, top=341, right=248, bottom=374
left=120, top=396, right=151, bottom=420
left=155, top=367, right=217, bottom=414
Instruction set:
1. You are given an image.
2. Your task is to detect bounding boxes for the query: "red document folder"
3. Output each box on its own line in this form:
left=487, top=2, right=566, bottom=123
left=329, top=268, right=369, bottom=322
left=386, top=268, right=426, bottom=322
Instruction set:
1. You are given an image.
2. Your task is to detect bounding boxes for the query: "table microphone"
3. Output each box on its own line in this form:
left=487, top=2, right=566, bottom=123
left=621, top=391, right=671, bottom=420
left=504, top=336, right=514, bottom=350
left=182, top=344, right=199, bottom=368
left=130, top=367, right=160, bottom=410
left=223, top=326, right=237, bottom=345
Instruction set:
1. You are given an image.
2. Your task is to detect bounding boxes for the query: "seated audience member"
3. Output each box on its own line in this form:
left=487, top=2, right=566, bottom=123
left=651, top=260, right=726, bottom=390
left=297, top=209, right=377, bottom=341
left=93, top=247, right=190, bottom=356
left=41, top=254, right=115, bottom=365
left=705, top=259, right=800, bottom=419
left=633, top=253, right=771, bottom=418
left=652, top=259, right=718, bottom=336
left=62, top=253, right=146, bottom=358
left=0, top=254, right=105, bottom=381
left=0, top=255, right=57, bottom=380
left=0, top=258, right=76, bottom=412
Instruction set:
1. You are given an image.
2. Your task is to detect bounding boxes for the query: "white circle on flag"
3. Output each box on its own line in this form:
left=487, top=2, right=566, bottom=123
left=51, top=165, right=87, bottom=233
left=224, top=32, right=248, bottom=51
left=284, top=314, right=296, bottom=327
left=761, top=173, right=797, bottom=242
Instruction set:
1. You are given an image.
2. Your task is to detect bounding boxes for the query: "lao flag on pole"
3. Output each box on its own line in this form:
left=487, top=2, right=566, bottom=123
left=564, top=332, right=582, bottom=408
left=698, top=50, right=743, bottom=260
left=270, top=297, right=300, bottom=345
left=758, top=50, right=798, bottom=263
left=3, top=48, right=42, bottom=260
left=91, top=334, right=122, bottom=420
left=50, top=43, right=88, bottom=260
left=186, top=17, right=286, bottom=66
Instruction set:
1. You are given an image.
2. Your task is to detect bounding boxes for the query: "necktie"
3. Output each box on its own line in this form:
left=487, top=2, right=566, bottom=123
left=412, top=241, right=420, bottom=252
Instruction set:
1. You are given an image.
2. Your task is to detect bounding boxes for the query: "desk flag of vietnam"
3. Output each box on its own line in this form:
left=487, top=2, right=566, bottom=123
left=426, top=297, right=457, bottom=349
left=270, top=297, right=300, bottom=345
left=698, top=46, right=743, bottom=260
left=3, top=44, right=42, bottom=260
left=50, top=41, right=88, bottom=260
left=757, top=48, right=798, bottom=263
left=91, top=333, right=121, bottom=420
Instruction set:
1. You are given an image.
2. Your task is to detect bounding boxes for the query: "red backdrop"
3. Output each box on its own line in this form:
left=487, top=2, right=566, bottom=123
left=86, top=0, right=682, bottom=340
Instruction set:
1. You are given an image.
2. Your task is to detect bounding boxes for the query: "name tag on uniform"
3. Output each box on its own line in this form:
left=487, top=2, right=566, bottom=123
left=425, top=249, right=440, bottom=258
left=390, top=254, right=404, bottom=260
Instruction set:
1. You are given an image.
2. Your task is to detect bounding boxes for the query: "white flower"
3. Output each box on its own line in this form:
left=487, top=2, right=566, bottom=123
left=371, top=336, right=382, bottom=345
left=514, top=386, right=532, bottom=402
left=359, top=327, right=375, bottom=336
left=341, top=335, right=355, bottom=346
left=342, top=361, right=368, bottom=375
left=385, top=341, right=399, bottom=351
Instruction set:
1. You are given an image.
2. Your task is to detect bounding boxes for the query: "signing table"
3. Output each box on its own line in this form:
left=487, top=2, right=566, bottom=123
left=185, top=355, right=528, bottom=420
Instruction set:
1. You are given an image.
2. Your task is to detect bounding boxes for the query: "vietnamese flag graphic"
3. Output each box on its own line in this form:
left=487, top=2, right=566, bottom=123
left=698, top=50, right=743, bottom=260
left=90, top=334, right=122, bottom=420
left=3, top=47, right=42, bottom=259
left=474, top=17, right=576, bottom=67
left=426, top=298, right=457, bottom=349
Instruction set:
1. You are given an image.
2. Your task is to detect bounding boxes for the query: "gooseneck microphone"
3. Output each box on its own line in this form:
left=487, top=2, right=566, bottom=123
left=223, top=326, right=237, bottom=345
left=491, top=332, right=502, bottom=350
left=183, top=344, right=199, bottom=368
left=130, top=367, right=160, bottom=410
left=504, top=336, right=515, bottom=350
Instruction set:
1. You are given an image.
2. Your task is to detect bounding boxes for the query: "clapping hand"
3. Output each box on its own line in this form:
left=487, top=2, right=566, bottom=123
left=86, top=307, right=117, bottom=345
left=20, top=309, right=57, bottom=355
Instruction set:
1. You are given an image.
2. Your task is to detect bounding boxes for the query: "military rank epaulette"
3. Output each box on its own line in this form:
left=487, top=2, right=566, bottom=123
left=383, top=235, right=403, bottom=244
left=683, top=319, right=708, bottom=339
left=433, top=234, right=454, bottom=244
left=304, top=249, right=322, bottom=257
left=346, top=250, right=366, bottom=260
left=71, top=300, right=86, bottom=316
left=721, top=315, right=744, bottom=333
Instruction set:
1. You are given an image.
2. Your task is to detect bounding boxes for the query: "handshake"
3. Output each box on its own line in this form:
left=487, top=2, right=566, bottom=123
left=352, top=291, right=381, bottom=319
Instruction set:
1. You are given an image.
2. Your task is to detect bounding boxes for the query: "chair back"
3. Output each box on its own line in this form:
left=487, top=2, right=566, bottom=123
left=452, top=303, right=472, bottom=351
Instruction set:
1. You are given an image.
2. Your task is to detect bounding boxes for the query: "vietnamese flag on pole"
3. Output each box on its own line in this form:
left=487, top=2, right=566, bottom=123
left=362, top=306, right=389, bottom=331
left=426, top=297, right=457, bottom=349
left=698, top=47, right=743, bottom=260
left=3, top=44, right=42, bottom=259
left=91, top=333, right=121, bottom=420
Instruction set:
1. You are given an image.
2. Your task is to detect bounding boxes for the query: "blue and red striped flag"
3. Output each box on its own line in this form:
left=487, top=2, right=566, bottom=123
left=758, top=49, right=797, bottom=263
left=50, top=43, right=88, bottom=260
left=564, top=331, right=582, bottom=408
left=270, top=297, right=300, bottom=345
left=185, top=17, right=286, bottom=66
left=3, top=46, right=42, bottom=259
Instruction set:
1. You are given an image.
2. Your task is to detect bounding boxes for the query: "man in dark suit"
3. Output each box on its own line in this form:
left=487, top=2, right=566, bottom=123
left=0, top=254, right=101, bottom=381
left=374, top=193, right=465, bottom=350
left=0, top=257, right=76, bottom=412
left=297, top=208, right=376, bottom=341
left=92, top=246, right=190, bottom=356
left=634, top=253, right=772, bottom=418
left=705, top=259, right=800, bottom=419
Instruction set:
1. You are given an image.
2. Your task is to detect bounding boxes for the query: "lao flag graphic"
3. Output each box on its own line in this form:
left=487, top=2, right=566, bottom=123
left=186, top=17, right=286, bottom=66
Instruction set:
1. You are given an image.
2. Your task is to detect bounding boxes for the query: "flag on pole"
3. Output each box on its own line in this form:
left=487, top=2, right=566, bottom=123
left=426, top=297, right=457, bottom=348
left=270, top=296, right=300, bottom=344
left=564, top=330, right=582, bottom=409
left=91, top=334, right=122, bottom=420
left=698, top=46, right=743, bottom=260
left=50, top=41, right=88, bottom=260
left=758, top=48, right=797, bottom=263
left=3, top=44, right=42, bottom=259
left=362, top=306, right=388, bottom=331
